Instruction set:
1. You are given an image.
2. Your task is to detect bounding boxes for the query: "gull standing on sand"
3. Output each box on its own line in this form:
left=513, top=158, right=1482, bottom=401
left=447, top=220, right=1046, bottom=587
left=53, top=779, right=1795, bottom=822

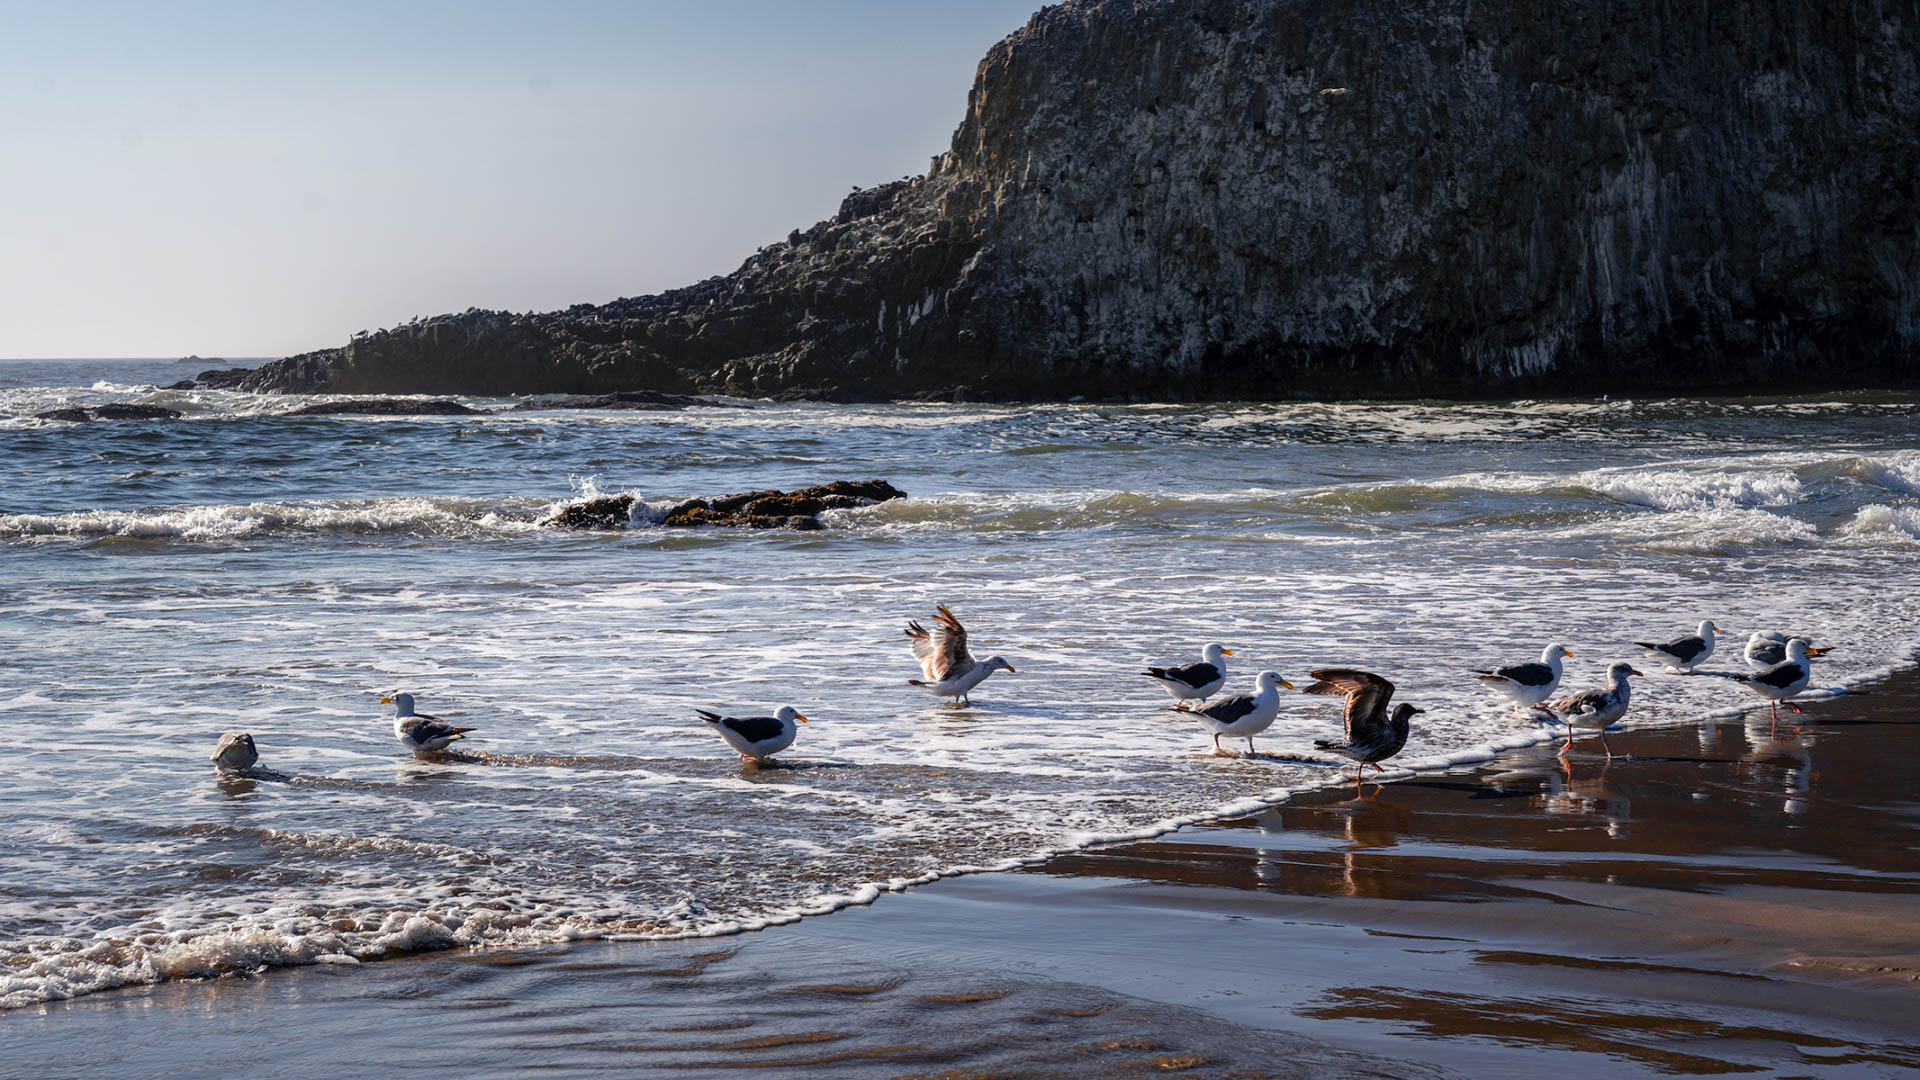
left=1472, top=643, right=1571, bottom=710
left=1143, top=643, right=1233, bottom=710
left=1543, top=662, right=1643, bottom=758
left=382, top=693, right=475, bottom=753
left=697, top=707, right=809, bottom=762
left=1745, top=631, right=1833, bottom=670
left=1305, top=669, right=1422, bottom=783
left=211, top=731, right=259, bottom=773
left=1731, top=637, right=1815, bottom=734
left=1635, top=620, right=1724, bottom=673
left=1191, top=670, right=1295, bottom=755
left=905, top=604, right=1016, bottom=705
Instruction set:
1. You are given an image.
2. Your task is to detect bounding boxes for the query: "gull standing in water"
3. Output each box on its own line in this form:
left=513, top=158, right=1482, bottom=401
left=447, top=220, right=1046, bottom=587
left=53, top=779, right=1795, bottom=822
left=211, top=732, right=259, bottom=773
left=1732, top=637, right=1815, bottom=735
left=1191, top=670, right=1294, bottom=755
left=1305, top=669, right=1422, bottom=785
left=905, top=605, right=1016, bottom=705
left=1143, top=643, right=1233, bottom=710
left=1471, top=643, right=1571, bottom=711
left=1744, top=631, right=1833, bottom=670
left=1543, top=662, right=1643, bottom=758
left=697, top=707, right=809, bottom=762
left=1635, top=620, right=1724, bottom=673
left=382, top=693, right=475, bottom=754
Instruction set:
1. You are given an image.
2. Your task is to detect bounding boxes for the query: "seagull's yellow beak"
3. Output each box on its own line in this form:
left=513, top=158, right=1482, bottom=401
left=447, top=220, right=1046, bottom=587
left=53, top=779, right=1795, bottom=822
left=1713, top=627, right=1726, bottom=634
left=378, top=696, right=392, bottom=704
left=1004, top=666, right=1018, bottom=675
left=1810, top=646, right=1834, bottom=656
left=795, top=714, right=810, bottom=724
left=1629, top=668, right=1647, bottom=677
left=1222, top=648, right=1235, bottom=656
left=1563, top=649, right=1574, bottom=658
left=1280, top=679, right=1295, bottom=690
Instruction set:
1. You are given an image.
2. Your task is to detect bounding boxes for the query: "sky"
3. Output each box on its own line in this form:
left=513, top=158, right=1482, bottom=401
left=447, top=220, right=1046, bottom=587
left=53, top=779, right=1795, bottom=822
left=0, top=1, right=1043, bottom=358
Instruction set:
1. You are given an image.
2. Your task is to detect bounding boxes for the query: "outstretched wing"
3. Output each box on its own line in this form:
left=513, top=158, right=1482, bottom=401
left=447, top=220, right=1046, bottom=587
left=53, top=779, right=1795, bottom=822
left=1304, top=668, right=1395, bottom=743
left=912, top=604, right=974, bottom=681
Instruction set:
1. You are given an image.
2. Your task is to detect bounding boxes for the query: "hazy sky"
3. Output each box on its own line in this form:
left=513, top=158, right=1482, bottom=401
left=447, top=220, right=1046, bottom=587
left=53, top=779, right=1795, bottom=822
left=0, top=1, right=1041, bottom=358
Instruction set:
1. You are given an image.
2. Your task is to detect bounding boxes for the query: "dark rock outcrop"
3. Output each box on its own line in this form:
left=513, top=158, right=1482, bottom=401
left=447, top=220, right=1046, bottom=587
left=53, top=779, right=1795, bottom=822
left=286, top=399, right=487, bottom=416
left=506, top=390, right=747, bottom=412
left=231, top=0, right=1918, bottom=400
left=36, top=404, right=183, bottom=422
left=189, top=368, right=260, bottom=390
left=546, top=480, right=907, bottom=531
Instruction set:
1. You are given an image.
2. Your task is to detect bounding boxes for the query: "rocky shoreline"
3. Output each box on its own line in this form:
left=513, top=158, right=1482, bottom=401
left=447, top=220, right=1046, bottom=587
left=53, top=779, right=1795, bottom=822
left=545, top=480, right=908, bottom=531
left=195, top=0, right=1919, bottom=401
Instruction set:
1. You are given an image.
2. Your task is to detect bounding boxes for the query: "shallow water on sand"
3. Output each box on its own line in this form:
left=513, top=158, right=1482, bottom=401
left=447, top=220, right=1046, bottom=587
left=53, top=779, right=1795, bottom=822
left=3, top=359, right=1919, bottom=1008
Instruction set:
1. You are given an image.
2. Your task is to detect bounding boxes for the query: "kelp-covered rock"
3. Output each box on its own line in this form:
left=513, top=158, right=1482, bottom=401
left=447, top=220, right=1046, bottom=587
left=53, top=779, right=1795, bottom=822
left=35, top=404, right=183, bottom=422
left=226, top=0, right=1920, bottom=400
left=545, top=480, right=907, bottom=531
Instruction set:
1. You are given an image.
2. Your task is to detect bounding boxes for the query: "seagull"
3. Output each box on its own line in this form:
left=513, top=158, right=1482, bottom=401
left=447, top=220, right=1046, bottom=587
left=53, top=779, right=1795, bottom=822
left=211, top=731, right=258, bottom=773
left=1472, top=643, right=1571, bottom=710
left=382, top=693, right=475, bottom=753
left=1304, top=669, right=1422, bottom=784
left=1190, top=670, right=1294, bottom=755
left=1143, top=643, right=1233, bottom=710
left=1634, top=620, right=1724, bottom=673
left=1744, top=631, right=1833, bottom=670
left=697, top=706, right=808, bottom=762
left=905, top=604, right=1015, bottom=705
left=1543, top=662, right=1642, bottom=758
left=1732, top=637, right=1815, bottom=734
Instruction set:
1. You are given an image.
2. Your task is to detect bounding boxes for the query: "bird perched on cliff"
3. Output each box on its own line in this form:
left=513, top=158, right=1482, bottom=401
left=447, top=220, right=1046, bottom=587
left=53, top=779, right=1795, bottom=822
left=1191, top=670, right=1295, bottom=755
left=1143, top=643, right=1233, bottom=710
left=1729, top=637, right=1816, bottom=735
left=905, top=604, right=1016, bottom=705
left=697, top=706, right=808, bottom=762
left=1543, top=662, right=1643, bottom=758
left=1305, top=669, right=1421, bottom=785
left=1472, top=643, right=1571, bottom=711
left=1744, top=631, right=1832, bottom=670
left=210, top=731, right=259, bottom=773
left=1635, top=620, right=1724, bottom=673
left=382, top=693, right=475, bottom=754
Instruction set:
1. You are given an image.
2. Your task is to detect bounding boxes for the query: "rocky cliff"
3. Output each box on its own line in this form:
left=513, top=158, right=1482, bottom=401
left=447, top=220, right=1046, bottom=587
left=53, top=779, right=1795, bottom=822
left=236, top=0, right=1920, bottom=400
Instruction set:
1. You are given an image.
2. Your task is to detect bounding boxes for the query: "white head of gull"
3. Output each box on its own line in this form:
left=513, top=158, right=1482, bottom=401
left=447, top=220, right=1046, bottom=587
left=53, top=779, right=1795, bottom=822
left=1143, top=642, right=1234, bottom=710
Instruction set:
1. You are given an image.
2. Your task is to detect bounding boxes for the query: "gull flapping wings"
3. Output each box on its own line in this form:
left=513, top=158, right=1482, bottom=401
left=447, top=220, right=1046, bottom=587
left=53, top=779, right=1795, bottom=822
left=905, top=604, right=976, bottom=682
left=1303, top=668, right=1396, bottom=744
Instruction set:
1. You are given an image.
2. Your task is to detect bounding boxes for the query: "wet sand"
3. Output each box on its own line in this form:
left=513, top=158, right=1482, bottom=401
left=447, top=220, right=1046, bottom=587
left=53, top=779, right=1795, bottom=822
left=6, top=668, right=1918, bottom=1078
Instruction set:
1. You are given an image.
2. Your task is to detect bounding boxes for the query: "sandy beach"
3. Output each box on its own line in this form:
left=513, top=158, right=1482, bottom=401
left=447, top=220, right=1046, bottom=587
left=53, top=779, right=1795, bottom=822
left=7, top=668, right=1917, bottom=1078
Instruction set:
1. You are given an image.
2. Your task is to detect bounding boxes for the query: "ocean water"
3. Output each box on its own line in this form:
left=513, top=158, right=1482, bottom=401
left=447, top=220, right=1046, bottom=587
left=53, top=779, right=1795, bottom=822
left=3, top=358, right=1918, bottom=1009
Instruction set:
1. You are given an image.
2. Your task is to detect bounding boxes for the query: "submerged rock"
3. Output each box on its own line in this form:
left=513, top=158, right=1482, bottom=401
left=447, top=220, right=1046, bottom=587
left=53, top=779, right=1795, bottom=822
left=546, top=480, right=907, bottom=531
left=507, top=390, right=747, bottom=411
left=286, top=399, right=487, bottom=416
left=35, top=404, right=183, bottom=422
left=218, top=0, right=1920, bottom=400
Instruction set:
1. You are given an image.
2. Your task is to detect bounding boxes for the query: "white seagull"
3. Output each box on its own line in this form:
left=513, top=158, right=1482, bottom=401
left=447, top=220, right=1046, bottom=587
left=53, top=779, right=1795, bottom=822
left=1191, top=670, right=1294, bottom=755
left=905, top=605, right=1016, bottom=705
left=1732, top=637, right=1815, bottom=734
left=382, top=693, right=475, bottom=753
left=697, top=706, right=809, bottom=762
left=1472, top=643, right=1571, bottom=710
left=1634, top=620, right=1724, bottom=673
left=1744, top=631, right=1833, bottom=670
left=1143, top=643, right=1233, bottom=710
left=211, top=731, right=259, bottom=773
left=1305, top=669, right=1422, bottom=785
left=1543, top=662, right=1643, bottom=758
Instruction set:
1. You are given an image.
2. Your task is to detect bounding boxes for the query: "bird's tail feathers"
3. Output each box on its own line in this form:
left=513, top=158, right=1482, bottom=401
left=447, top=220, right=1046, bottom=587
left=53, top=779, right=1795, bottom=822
left=1632, top=641, right=1664, bottom=652
left=695, top=709, right=723, bottom=723
left=1142, top=668, right=1171, bottom=679
left=906, top=679, right=928, bottom=687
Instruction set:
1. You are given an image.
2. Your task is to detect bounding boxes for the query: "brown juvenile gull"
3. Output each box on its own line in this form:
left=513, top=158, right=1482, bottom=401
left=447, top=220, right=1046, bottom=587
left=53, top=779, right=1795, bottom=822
left=1305, top=669, right=1422, bottom=785
left=1634, top=620, right=1724, bottom=673
left=697, top=706, right=809, bottom=762
left=210, top=731, right=259, bottom=773
left=904, top=604, right=1016, bottom=705
left=1144, top=643, right=1233, bottom=710
left=1543, top=661, right=1643, bottom=758
left=381, top=692, right=475, bottom=753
